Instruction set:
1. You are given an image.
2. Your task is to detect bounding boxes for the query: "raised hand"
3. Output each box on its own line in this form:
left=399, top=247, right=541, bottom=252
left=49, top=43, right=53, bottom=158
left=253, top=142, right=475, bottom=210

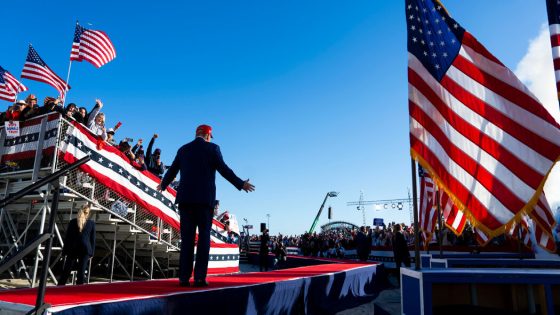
left=242, top=179, right=255, bottom=193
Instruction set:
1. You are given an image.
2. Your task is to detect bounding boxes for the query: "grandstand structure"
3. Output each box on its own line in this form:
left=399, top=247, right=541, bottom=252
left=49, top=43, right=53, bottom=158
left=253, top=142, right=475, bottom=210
left=0, top=113, right=239, bottom=287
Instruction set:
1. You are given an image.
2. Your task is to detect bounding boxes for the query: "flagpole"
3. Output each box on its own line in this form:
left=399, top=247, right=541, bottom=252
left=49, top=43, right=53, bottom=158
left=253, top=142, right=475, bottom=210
left=62, top=60, right=72, bottom=107
left=410, top=158, right=421, bottom=270
left=62, top=21, right=79, bottom=107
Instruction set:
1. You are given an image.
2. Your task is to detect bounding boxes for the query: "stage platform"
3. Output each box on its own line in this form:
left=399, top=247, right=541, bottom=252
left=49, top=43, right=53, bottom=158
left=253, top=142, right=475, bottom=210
left=0, top=261, right=384, bottom=315
left=401, top=268, right=560, bottom=315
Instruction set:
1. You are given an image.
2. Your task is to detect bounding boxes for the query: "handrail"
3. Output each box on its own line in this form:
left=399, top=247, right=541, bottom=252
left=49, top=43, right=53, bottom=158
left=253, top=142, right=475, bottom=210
left=0, top=156, right=90, bottom=315
left=0, top=156, right=91, bottom=209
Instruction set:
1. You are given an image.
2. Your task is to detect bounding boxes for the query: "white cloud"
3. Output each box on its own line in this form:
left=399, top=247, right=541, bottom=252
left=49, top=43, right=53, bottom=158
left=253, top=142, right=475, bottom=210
left=514, top=24, right=560, bottom=214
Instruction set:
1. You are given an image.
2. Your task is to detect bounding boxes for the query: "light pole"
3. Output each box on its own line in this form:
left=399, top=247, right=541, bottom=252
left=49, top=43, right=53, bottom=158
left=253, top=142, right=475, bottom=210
left=308, top=191, right=338, bottom=233
left=266, top=214, right=270, bottom=232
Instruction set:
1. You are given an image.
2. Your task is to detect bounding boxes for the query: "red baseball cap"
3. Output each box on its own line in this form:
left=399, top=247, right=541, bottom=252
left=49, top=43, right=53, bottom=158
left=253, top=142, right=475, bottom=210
left=196, top=124, right=213, bottom=138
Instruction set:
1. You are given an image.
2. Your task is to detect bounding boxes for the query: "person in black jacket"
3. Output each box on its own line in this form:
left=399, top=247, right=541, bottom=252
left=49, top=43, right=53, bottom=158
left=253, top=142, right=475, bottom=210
left=260, top=229, right=270, bottom=271
left=58, top=204, right=96, bottom=285
left=392, top=224, right=411, bottom=271
left=158, top=124, right=255, bottom=287
left=355, top=226, right=371, bottom=261
left=146, top=134, right=165, bottom=178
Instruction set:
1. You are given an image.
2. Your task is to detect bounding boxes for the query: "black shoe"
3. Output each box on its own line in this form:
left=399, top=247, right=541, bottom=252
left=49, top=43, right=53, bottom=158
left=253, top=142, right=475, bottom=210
left=193, top=280, right=208, bottom=287
left=179, top=281, right=190, bottom=287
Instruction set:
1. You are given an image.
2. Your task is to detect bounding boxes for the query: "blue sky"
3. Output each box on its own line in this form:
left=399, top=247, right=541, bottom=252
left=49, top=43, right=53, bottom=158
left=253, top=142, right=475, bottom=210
left=1, top=1, right=552, bottom=235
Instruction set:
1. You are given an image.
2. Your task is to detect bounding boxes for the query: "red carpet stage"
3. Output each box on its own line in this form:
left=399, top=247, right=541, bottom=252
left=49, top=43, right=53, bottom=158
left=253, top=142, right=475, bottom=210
left=0, top=262, right=385, bottom=315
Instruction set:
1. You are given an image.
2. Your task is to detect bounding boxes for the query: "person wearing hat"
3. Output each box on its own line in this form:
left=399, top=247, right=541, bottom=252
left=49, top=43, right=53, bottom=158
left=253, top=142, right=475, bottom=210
left=22, top=94, right=40, bottom=120
left=158, top=124, right=255, bottom=287
left=146, top=134, right=165, bottom=178
left=5, top=100, right=28, bottom=121
left=106, top=128, right=117, bottom=146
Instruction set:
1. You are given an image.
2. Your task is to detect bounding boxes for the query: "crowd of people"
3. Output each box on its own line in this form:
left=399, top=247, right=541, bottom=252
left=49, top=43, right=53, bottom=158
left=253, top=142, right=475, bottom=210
left=246, top=221, right=512, bottom=261
left=0, top=94, right=168, bottom=178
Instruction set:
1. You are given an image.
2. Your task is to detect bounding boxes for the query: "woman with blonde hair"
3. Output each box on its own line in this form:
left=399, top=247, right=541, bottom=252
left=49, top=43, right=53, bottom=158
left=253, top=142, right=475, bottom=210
left=58, top=204, right=96, bottom=285
left=86, top=99, right=107, bottom=141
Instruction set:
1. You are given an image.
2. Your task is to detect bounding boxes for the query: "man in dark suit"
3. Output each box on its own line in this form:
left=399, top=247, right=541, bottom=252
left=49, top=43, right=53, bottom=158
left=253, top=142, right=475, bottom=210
left=392, top=223, right=411, bottom=284
left=158, top=124, right=255, bottom=287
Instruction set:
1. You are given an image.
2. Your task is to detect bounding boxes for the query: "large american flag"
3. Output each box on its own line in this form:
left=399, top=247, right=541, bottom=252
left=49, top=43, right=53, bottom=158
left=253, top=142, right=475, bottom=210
left=70, top=23, right=116, bottom=68
left=547, top=0, right=560, bottom=100
left=0, top=66, right=27, bottom=102
left=407, top=0, right=560, bottom=237
left=21, top=45, right=69, bottom=98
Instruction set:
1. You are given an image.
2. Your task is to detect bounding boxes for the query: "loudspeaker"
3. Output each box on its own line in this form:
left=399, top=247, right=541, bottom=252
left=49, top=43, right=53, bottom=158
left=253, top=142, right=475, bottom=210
left=328, top=206, right=332, bottom=220
left=260, top=223, right=266, bottom=232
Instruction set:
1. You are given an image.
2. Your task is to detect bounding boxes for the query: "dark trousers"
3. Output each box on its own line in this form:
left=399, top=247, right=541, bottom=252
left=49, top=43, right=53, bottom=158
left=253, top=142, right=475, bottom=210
left=179, top=203, right=213, bottom=283
left=58, top=254, right=89, bottom=285
left=259, top=251, right=269, bottom=271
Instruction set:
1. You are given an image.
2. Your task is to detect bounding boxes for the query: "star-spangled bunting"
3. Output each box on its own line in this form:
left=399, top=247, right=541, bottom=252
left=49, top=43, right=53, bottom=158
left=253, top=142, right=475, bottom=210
left=407, top=0, right=560, bottom=238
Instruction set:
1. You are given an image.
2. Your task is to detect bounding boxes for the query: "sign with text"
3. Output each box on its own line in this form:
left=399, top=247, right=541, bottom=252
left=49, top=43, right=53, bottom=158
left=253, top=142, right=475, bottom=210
left=4, top=121, right=20, bottom=138
left=373, top=218, right=384, bottom=226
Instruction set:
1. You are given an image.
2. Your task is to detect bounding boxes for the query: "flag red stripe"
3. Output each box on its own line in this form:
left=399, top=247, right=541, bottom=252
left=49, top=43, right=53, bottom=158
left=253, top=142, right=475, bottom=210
left=411, top=136, right=504, bottom=229
left=554, top=58, right=560, bottom=70
left=452, top=54, right=560, bottom=128
left=409, top=69, right=542, bottom=188
left=461, top=32, right=503, bottom=66
left=410, top=102, right=526, bottom=213
left=551, top=34, right=560, bottom=48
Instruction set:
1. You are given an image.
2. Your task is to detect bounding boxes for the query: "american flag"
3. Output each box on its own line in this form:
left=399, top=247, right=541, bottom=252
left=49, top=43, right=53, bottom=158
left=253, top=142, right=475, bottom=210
left=70, top=23, right=116, bottom=68
left=407, top=0, right=560, bottom=238
left=0, top=66, right=27, bottom=102
left=439, top=189, right=467, bottom=236
left=546, top=0, right=560, bottom=100
left=418, top=165, right=436, bottom=246
left=21, top=45, right=69, bottom=98
left=530, top=193, right=557, bottom=252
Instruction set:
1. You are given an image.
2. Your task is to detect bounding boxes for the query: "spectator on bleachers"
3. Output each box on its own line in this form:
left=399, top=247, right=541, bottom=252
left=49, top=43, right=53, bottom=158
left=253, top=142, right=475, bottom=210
left=6, top=101, right=26, bottom=121
left=135, top=149, right=147, bottom=171
left=132, top=139, right=143, bottom=155
left=87, top=99, right=106, bottom=141
left=64, top=103, right=77, bottom=121
left=22, top=95, right=40, bottom=119
left=106, top=128, right=117, bottom=146
left=74, top=107, right=87, bottom=124
left=24, top=94, right=38, bottom=108
left=146, top=134, right=165, bottom=178
left=118, top=140, right=135, bottom=163
left=39, top=97, right=63, bottom=116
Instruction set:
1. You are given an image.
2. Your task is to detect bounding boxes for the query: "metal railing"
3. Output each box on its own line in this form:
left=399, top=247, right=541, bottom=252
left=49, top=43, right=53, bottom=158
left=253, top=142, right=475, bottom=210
left=0, top=156, right=91, bottom=315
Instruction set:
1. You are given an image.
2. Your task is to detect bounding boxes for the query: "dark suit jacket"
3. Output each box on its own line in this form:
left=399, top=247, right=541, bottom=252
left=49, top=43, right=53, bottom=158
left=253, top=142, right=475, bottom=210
left=392, top=231, right=410, bottom=261
left=63, top=219, right=96, bottom=257
left=160, top=137, right=244, bottom=207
